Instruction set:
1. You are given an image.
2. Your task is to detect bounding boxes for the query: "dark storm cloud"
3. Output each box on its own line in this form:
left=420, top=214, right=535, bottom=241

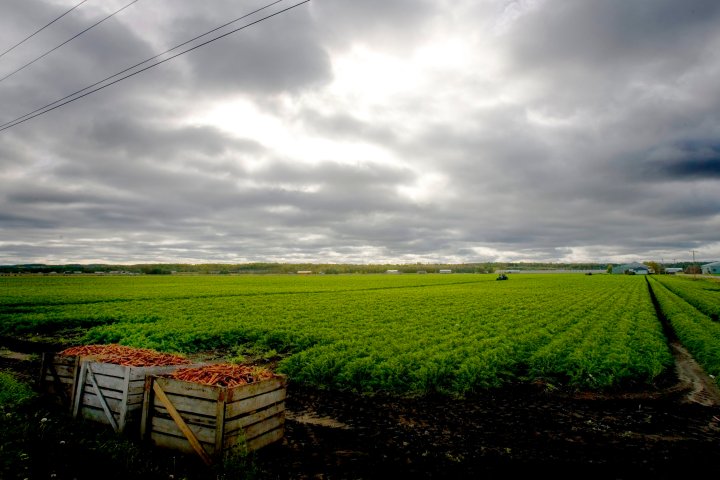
left=644, top=142, right=720, bottom=180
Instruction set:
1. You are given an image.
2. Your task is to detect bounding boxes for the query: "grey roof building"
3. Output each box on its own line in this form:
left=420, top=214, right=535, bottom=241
left=611, top=262, right=650, bottom=275
left=701, top=261, right=720, bottom=274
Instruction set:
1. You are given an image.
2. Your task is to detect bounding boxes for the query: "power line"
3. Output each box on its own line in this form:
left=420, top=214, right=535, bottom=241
left=0, top=0, right=285, bottom=131
left=0, top=0, right=140, bottom=84
left=0, top=0, right=311, bottom=133
left=0, top=0, right=90, bottom=60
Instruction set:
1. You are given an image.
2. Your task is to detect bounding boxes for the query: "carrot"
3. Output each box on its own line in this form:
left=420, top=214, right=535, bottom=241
left=60, top=344, right=190, bottom=367
left=167, top=364, right=277, bottom=387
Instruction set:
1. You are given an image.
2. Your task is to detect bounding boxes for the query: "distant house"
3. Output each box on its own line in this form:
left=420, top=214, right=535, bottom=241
left=665, top=268, right=683, bottom=274
left=701, top=262, right=720, bottom=275
left=439, top=269, right=452, bottom=274
left=611, top=262, right=650, bottom=275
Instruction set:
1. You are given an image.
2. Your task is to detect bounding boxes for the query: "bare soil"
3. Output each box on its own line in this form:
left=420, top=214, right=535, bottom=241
left=2, top=338, right=720, bottom=480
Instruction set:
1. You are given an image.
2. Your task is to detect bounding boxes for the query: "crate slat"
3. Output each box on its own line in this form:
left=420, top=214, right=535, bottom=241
left=224, top=402, right=285, bottom=435
left=225, top=388, right=286, bottom=419
left=142, top=374, right=287, bottom=463
left=151, top=416, right=216, bottom=444
left=74, top=360, right=192, bottom=434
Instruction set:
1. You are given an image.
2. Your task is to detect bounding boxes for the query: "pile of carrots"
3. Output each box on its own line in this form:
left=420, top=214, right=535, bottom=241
left=60, top=344, right=191, bottom=367
left=169, top=364, right=276, bottom=388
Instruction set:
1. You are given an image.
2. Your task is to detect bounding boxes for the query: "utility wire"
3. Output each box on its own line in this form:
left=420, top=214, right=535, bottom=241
left=0, top=0, right=140, bottom=84
left=0, top=0, right=285, bottom=130
left=0, top=0, right=310, bottom=133
left=0, top=0, right=89, bottom=60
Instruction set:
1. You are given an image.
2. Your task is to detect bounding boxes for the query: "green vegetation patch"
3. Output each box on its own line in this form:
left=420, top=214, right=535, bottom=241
left=649, top=277, right=720, bottom=385
left=1, top=274, right=674, bottom=394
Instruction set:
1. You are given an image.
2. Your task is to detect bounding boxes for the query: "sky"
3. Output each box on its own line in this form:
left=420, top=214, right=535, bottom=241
left=0, top=0, right=719, bottom=265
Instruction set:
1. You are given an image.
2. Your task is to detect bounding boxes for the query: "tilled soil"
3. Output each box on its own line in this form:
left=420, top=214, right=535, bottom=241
left=254, top=341, right=720, bottom=479
left=2, top=340, right=720, bottom=479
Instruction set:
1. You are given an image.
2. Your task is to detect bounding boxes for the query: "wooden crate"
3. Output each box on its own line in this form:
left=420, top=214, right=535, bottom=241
left=140, top=374, right=287, bottom=464
left=73, top=360, right=193, bottom=434
left=39, top=352, right=83, bottom=410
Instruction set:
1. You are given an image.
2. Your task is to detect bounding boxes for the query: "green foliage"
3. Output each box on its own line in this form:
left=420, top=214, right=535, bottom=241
left=653, top=275, right=720, bottom=320
left=0, top=371, right=35, bottom=409
left=649, top=277, right=720, bottom=385
left=1, top=274, right=674, bottom=394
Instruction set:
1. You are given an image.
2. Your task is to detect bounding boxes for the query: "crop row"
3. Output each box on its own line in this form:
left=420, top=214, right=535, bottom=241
left=1, top=274, right=676, bottom=395
left=648, top=277, right=720, bottom=384
left=652, top=275, right=720, bottom=320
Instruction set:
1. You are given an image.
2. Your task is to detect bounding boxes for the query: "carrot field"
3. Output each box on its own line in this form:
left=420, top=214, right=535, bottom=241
left=2, top=273, right=715, bottom=395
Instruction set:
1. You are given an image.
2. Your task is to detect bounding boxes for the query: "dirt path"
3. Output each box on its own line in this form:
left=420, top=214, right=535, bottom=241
left=671, top=342, right=720, bottom=406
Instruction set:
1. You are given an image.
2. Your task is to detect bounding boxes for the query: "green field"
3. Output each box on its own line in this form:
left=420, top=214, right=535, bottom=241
left=2, top=273, right=717, bottom=395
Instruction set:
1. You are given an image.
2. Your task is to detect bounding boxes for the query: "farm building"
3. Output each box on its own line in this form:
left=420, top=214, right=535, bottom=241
left=611, top=262, right=650, bottom=275
left=385, top=270, right=400, bottom=274
left=701, top=261, right=720, bottom=274
left=665, top=268, right=683, bottom=274
left=439, top=269, right=452, bottom=274
left=296, top=271, right=312, bottom=275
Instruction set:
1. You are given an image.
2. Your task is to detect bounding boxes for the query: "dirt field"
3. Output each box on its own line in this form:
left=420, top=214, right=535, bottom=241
left=2, top=338, right=720, bottom=479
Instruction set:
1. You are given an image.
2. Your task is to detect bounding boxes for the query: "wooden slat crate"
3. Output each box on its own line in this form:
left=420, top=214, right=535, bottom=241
left=73, top=361, right=194, bottom=434
left=140, top=374, right=287, bottom=464
left=39, top=352, right=83, bottom=410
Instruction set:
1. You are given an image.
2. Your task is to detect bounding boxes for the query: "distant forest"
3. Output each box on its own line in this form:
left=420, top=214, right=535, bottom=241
left=0, top=261, right=698, bottom=275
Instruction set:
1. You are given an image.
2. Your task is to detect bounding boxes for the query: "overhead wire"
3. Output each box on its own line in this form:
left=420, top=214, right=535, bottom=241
left=0, top=0, right=311, bottom=133
left=0, top=0, right=90, bottom=60
left=0, top=0, right=286, bottom=130
left=0, top=0, right=140, bottom=84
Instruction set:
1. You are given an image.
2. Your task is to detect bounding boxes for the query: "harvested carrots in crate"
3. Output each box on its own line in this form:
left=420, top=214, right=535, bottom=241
left=169, top=364, right=276, bottom=388
left=60, top=344, right=190, bottom=367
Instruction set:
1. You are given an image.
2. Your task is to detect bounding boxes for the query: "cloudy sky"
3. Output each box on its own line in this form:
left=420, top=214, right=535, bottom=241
left=0, top=0, right=719, bottom=265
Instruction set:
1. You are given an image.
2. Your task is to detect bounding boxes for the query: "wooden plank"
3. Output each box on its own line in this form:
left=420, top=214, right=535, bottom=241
left=43, top=374, right=74, bottom=384
left=152, top=382, right=213, bottom=465
left=48, top=364, right=77, bottom=378
left=151, top=416, right=216, bottom=444
left=80, top=392, right=122, bottom=412
left=214, top=389, right=226, bottom=453
left=126, top=392, right=146, bottom=405
left=226, top=388, right=286, bottom=419
left=152, top=406, right=217, bottom=428
left=72, top=361, right=88, bottom=418
left=243, top=414, right=284, bottom=441
left=82, top=362, right=127, bottom=379
left=224, top=402, right=284, bottom=435
left=247, top=427, right=284, bottom=451
left=159, top=392, right=217, bottom=416
left=225, top=426, right=284, bottom=452
left=87, top=365, right=119, bottom=432
left=80, top=406, right=116, bottom=425
left=118, top=363, right=132, bottom=432
left=226, top=377, right=286, bottom=402
left=140, top=376, right=153, bottom=440
left=80, top=406, right=141, bottom=425
left=150, top=431, right=216, bottom=456
left=85, top=373, right=143, bottom=395
left=80, top=384, right=125, bottom=401
left=154, top=377, right=221, bottom=400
